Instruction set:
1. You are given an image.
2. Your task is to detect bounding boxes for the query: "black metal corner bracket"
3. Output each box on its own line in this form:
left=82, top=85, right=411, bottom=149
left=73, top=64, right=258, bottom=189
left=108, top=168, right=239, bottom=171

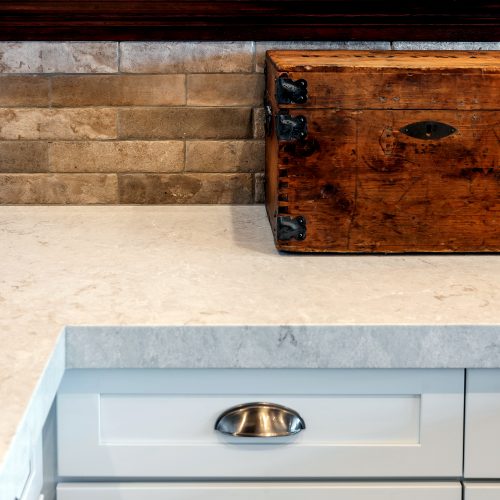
left=276, top=113, right=308, bottom=141
left=276, top=76, right=308, bottom=104
left=277, top=215, right=307, bottom=241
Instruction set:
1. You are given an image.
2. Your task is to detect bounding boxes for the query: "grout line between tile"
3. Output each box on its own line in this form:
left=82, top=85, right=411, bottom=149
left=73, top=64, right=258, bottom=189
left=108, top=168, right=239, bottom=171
left=182, top=140, right=186, bottom=172
left=113, top=172, right=119, bottom=204
left=0, top=138, right=263, bottom=143
left=48, top=76, right=53, bottom=109
left=251, top=41, right=257, bottom=74
left=0, top=104, right=263, bottom=109
left=117, top=42, right=122, bottom=74
left=46, top=139, right=51, bottom=171
left=115, top=107, right=121, bottom=141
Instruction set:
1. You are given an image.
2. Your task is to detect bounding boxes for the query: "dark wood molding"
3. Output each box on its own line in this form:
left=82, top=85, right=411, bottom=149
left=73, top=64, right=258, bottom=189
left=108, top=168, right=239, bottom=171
left=0, top=1, right=499, bottom=42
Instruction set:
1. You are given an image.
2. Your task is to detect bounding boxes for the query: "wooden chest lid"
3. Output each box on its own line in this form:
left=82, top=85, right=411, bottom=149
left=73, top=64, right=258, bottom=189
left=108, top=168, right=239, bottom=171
left=267, top=50, right=500, bottom=74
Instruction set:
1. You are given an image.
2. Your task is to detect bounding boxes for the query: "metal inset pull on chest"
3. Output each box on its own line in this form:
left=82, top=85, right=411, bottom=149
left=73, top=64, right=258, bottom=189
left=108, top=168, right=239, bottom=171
left=400, top=121, right=457, bottom=140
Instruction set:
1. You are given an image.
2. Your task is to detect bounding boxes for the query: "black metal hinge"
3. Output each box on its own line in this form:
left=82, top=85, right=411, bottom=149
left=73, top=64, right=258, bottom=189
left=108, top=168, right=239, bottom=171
left=277, top=215, right=307, bottom=241
left=264, top=97, right=272, bottom=137
left=276, top=76, right=308, bottom=104
left=276, top=113, right=307, bottom=141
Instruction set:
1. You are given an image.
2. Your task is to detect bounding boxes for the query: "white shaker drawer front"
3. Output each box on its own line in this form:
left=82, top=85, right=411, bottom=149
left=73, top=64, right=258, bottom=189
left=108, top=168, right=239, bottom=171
left=464, top=483, right=500, bottom=500
left=465, top=369, right=500, bottom=478
left=57, top=482, right=462, bottom=500
left=57, top=369, right=464, bottom=478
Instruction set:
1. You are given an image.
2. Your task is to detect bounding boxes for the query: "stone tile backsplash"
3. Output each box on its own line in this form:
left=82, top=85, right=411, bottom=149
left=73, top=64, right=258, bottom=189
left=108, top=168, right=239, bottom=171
left=0, top=41, right=498, bottom=204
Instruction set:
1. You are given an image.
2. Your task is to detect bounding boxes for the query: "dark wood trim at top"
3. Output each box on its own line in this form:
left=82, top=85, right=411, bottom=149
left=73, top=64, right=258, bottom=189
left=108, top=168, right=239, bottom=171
left=0, top=1, right=499, bottom=41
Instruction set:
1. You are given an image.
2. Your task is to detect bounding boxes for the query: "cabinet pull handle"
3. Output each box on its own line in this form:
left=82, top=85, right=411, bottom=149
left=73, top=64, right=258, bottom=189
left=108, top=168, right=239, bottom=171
left=215, top=402, right=305, bottom=437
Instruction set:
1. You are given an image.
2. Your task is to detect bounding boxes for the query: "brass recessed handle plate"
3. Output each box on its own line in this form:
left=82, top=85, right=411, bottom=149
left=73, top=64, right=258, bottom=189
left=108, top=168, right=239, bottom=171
left=400, top=121, right=457, bottom=140
left=215, top=402, right=306, bottom=437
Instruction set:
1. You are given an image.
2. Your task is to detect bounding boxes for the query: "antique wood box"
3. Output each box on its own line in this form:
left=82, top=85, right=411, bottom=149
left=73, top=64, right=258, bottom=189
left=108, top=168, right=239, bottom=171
left=265, top=50, right=500, bottom=252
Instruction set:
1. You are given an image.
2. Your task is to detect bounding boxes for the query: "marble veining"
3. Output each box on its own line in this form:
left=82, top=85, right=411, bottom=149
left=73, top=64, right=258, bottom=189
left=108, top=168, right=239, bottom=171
left=66, top=325, right=500, bottom=369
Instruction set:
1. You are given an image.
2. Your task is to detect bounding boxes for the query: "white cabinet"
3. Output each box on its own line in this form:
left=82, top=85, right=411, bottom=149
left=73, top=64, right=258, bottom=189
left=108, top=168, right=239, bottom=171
left=57, top=368, right=464, bottom=478
left=57, top=482, right=462, bottom=500
left=465, top=369, right=500, bottom=478
left=464, top=483, right=500, bottom=500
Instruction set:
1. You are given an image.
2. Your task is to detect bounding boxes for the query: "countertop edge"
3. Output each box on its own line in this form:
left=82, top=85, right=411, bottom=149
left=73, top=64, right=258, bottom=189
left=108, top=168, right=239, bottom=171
left=3, top=321, right=500, bottom=497
left=66, top=324, right=500, bottom=369
left=0, top=329, right=65, bottom=500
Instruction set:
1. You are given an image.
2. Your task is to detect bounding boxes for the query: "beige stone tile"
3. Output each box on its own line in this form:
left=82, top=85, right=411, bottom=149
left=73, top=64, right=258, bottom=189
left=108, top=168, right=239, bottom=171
left=0, top=76, right=50, bottom=106
left=118, top=173, right=253, bottom=204
left=252, top=107, right=266, bottom=139
left=0, top=108, right=117, bottom=140
left=0, top=142, right=48, bottom=172
left=120, top=42, right=254, bottom=73
left=392, top=42, right=500, bottom=50
left=187, top=74, right=264, bottom=106
left=119, top=107, right=252, bottom=139
left=51, top=75, right=186, bottom=107
left=185, top=140, right=264, bottom=173
left=0, top=173, right=118, bottom=204
left=0, top=42, right=118, bottom=73
left=255, top=41, right=391, bottom=72
left=49, top=141, right=184, bottom=173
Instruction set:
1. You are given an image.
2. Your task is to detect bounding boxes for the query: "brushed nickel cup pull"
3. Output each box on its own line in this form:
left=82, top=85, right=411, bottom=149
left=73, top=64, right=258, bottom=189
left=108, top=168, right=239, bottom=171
left=214, top=402, right=306, bottom=437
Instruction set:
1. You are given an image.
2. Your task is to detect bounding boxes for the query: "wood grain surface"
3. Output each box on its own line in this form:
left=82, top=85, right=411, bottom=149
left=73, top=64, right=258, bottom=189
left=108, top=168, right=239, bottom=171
left=268, top=51, right=500, bottom=72
left=267, top=51, right=500, bottom=111
left=0, top=1, right=498, bottom=41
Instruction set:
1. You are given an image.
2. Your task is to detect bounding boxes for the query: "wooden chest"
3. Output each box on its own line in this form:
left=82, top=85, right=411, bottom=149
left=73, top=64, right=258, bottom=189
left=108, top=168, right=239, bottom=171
left=265, top=50, right=500, bottom=253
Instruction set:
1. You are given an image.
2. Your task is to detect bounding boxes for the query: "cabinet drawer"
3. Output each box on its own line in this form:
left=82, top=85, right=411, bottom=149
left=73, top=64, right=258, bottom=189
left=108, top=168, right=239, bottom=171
left=57, top=482, right=462, bottom=500
left=57, top=369, right=464, bottom=478
left=465, top=369, right=500, bottom=478
left=464, top=483, right=500, bottom=500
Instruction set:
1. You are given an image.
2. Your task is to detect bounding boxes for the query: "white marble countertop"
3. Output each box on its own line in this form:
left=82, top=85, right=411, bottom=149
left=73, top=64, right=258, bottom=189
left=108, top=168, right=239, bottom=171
left=1, top=205, right=500, bottom=492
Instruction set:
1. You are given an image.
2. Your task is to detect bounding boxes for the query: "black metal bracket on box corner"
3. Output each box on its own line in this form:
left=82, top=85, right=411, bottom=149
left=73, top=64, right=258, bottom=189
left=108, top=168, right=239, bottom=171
left=277, top=215, right=307, bottom=241
left=276, top=113, right=308, bottom=141
left=276, top=76, right=308, bottom=105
